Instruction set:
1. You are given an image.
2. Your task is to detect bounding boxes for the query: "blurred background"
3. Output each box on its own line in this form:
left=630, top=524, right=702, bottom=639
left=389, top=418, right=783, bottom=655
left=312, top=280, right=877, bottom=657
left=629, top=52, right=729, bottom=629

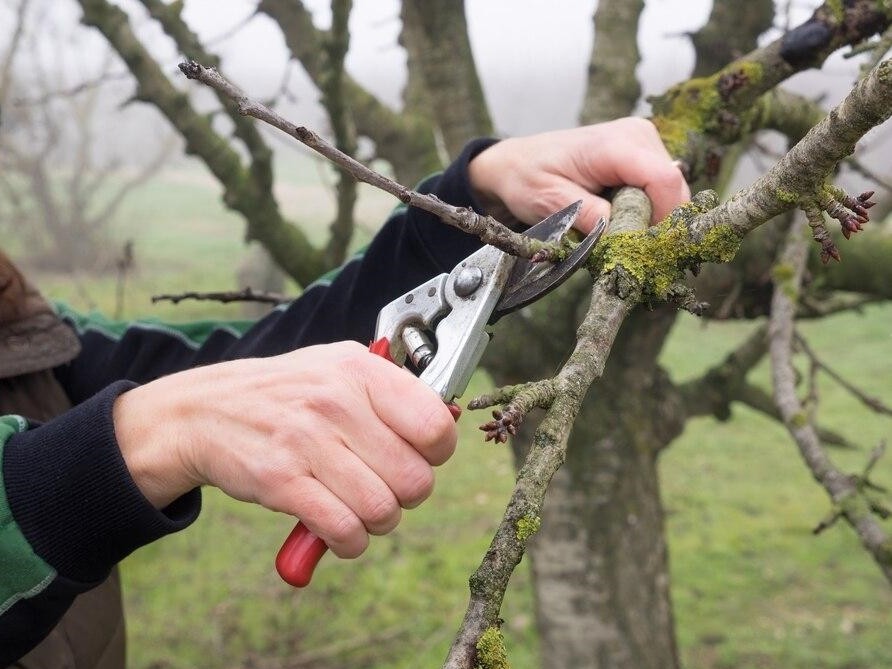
left=1, top=1, right=891, bottom=668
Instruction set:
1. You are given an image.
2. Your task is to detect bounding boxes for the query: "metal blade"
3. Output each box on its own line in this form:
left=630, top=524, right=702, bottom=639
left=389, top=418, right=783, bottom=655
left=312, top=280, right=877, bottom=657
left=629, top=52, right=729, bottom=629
left=491, top=214, right=607, bottom=322
left=497, top=201, right=581, bottom=301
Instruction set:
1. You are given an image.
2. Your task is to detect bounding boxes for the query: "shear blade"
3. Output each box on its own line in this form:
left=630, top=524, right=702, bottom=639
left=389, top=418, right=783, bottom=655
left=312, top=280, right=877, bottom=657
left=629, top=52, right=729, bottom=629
left=491, top=213, right=607, bottom=323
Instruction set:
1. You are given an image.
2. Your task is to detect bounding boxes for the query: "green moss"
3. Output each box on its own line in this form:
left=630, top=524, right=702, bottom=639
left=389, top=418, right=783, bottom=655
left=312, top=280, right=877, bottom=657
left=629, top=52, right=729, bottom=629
left=699, top=225, right=743, bottom=263
left=588, top=215, right=742, bottom=300
left=772, top=262, right=800, bottom=300
left=826, top=0, right=845, bottom=22
left=775, top=188, right=799, bottom=204
left=650, top=61, right=764, bottom=155
left=651, top=76, right=721, bottom=156
left=790, top=411, right=809, bottom=428
left=739, top=60, right=764, bottom=81
left=476, top=626, right=509, bottom=669
left=516, top=514, right=541, bottom=541
left=772, top=262, right=795, bottom=282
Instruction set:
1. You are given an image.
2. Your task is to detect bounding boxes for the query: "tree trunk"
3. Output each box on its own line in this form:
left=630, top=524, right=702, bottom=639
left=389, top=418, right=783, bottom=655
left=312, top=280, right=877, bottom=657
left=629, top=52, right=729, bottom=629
left=400, top=0, right=492, bottom=160
left=488, top=303, right=685, bottom=669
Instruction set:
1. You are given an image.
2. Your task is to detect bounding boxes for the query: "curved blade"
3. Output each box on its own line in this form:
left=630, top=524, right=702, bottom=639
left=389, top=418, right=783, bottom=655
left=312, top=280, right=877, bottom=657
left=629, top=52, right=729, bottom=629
left=497, top=201, right=581, bottom=302
left=491, top=214, right=607, bottom=322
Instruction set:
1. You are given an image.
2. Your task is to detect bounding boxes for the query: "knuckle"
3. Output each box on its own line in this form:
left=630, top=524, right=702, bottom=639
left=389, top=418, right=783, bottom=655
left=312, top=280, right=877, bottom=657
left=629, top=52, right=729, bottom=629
left=413, top=401, right=457, bottom=464
left=396, top=463, right=435, bottom=509
left=359, top=490, right=401, bottom=534
left=327, top=511, right=367, bottom=557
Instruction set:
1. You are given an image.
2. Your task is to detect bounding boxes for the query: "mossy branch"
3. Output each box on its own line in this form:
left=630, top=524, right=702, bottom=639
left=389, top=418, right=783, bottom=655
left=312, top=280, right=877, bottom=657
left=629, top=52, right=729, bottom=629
left=443, top=188, right=649, bottom=668
left=651, top=1, right=892, bottom=178
left=691, top=59, right=892, bottom=239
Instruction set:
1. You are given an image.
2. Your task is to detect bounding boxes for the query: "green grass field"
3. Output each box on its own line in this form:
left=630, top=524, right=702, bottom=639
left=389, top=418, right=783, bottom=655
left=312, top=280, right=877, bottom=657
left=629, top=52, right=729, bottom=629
left=22, top=161, right=892, bottom=669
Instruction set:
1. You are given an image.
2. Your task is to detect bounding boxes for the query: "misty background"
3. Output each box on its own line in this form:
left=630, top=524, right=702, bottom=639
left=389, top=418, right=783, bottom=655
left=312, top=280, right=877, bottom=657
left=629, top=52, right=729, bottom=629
left=3, top=1, right=882, bottom=172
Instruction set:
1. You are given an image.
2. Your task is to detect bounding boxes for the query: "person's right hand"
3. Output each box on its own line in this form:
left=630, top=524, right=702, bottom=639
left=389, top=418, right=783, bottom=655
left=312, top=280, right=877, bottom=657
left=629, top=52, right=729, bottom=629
left=112, top=341, right=458, bottom=559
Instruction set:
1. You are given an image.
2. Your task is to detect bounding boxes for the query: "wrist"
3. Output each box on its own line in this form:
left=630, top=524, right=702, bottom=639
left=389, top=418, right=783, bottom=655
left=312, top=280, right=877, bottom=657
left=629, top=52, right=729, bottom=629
left=467, top=139, right=525, bottom=228
left=113, top=382, right=199, bottom=510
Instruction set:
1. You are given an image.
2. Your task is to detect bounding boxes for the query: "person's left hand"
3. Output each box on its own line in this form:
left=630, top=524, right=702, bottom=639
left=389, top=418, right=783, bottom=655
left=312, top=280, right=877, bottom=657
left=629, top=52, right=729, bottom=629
left=468, top=117, right=690, bottom=232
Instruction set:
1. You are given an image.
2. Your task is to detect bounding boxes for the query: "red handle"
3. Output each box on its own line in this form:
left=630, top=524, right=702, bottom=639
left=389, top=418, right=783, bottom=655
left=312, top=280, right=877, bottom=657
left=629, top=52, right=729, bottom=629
left=275, top=336, right=460, bottom=587
left=275, top=338, right=395, bottom=587
left=275, top=522, right=329, bottom=587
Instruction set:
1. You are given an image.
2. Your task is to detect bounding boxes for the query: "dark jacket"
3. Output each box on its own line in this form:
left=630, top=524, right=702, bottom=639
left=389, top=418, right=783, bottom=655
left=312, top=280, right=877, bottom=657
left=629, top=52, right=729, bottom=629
left=0, top=140, right=493, bottom=663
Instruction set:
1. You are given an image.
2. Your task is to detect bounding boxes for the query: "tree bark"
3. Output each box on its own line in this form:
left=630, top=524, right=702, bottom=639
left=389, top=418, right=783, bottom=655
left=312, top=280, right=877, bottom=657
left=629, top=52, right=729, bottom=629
left=581, top=0, right=644, bottom=123
left=400, top=0, right=492, bottom=160
left=526, top=307, right=685, bottom=669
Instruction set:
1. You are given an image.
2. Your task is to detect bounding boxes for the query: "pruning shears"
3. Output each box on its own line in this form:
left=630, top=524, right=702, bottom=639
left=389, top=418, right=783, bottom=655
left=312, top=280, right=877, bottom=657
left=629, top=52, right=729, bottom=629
left=275, top=200, right=606, bottom=587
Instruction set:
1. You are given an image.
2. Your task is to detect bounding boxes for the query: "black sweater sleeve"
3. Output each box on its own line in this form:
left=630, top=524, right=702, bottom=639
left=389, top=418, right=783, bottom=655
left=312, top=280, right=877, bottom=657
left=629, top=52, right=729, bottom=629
left=55, top=140, right=493, bottom=404
left=0, top=139, right=496, bottom=664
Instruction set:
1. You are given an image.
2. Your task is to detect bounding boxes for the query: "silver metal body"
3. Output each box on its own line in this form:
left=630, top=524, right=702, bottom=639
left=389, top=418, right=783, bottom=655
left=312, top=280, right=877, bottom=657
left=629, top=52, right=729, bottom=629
left=372, top=200, right=601, bottom=404
left=374, top=244, right=515, bottom=401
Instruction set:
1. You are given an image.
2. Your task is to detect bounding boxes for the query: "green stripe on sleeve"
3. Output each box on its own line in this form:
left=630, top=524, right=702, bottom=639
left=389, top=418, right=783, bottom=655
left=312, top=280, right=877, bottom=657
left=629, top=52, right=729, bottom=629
left=53, top=302, right=255, bottom=349
left=0, top=416, right=57, bottom=615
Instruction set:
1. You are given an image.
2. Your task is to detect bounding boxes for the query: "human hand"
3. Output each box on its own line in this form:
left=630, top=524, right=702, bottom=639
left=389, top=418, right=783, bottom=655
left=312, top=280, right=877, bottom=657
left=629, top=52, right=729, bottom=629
left=468, top=117, right=690, bottom=232
left=113, top=341, right=457, bottom=558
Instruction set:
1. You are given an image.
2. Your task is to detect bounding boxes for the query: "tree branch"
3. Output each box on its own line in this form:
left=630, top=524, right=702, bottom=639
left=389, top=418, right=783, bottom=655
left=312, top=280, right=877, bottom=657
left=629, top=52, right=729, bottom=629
left=76, top=0, right=326, bottom=285
left=178, top=60, right=556, bottom=262
left=580, top=0, right=645, bottom=123
left=256, top=0, right=441, bottom=184
left=795, top=332, right=892, bottom=417
left=769, top=218, right=892, bottom=583
left=318, top=0, right=357, bottom=268
left=444, top=187, right=650, bottom=668
left=677, top=324, right=767, bottom=420
left=692, top=59, right=892, bottom=239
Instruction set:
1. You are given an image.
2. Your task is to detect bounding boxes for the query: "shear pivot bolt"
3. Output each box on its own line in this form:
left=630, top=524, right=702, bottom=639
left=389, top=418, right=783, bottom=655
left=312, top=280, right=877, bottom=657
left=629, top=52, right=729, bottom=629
left=454, top=266, right=483, bottom=297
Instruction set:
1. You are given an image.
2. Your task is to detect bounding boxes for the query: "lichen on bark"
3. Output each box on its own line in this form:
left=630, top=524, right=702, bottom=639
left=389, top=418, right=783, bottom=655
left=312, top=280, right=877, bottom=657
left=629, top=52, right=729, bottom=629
left=475, top=626, right=509, bottom=669
left=587, top=191, right=742, bottom=299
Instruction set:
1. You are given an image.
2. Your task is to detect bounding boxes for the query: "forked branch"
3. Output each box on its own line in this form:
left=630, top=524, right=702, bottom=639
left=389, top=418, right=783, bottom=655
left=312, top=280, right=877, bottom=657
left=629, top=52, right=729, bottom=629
left=769, top=220, right=892, bottom=583
left=178, top=57, right=892, bottom=669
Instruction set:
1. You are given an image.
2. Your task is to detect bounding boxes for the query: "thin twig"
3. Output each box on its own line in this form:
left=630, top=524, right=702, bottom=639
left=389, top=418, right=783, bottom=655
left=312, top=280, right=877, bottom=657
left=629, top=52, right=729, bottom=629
left=178, top=60, right=556, bottom=262
left=795, top=333, right=892, bottom=417
left=152, top=288, right=290, bottom=306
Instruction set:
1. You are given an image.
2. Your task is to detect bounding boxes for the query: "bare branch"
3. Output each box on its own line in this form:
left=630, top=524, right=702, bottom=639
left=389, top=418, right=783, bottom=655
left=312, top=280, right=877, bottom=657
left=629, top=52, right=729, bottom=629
left=0, top=0, right=29, bottom=99
left=797, top=293, right=884, bottom=318
left=735, top=383, right=859, bottom=450
left=769, top=218, right=892, bottom=583
left=795, top=333, right=892, bottom=417
left=178, top=60, right=556, bottom=262
left=152, top=287, right=290, bottom=306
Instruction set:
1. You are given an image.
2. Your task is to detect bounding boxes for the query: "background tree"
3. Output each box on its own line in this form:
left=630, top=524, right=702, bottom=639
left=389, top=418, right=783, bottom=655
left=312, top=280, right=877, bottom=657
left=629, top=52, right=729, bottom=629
left=3, top=1, right=891, bottom=668
left=0, top=0, right=171, bottom=275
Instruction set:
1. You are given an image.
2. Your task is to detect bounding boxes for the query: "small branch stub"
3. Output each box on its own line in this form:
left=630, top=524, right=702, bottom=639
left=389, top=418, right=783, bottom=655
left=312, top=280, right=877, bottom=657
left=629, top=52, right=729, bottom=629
left=470, top=380, right=557, bottom=443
